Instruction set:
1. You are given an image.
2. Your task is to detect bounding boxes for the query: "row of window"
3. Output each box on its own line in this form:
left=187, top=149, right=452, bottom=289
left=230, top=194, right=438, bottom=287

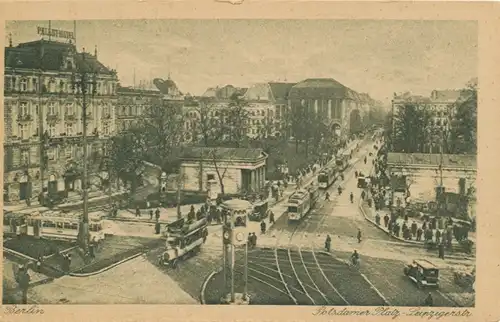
left=14, top=101, right=112, bottom=118
left=117, top=105, right=145, bottom=116
left=15, top=122, right=111, bottom=140
left=5, top=76, right=117, bottom=96
left=11, top=144, right=97, bottom=167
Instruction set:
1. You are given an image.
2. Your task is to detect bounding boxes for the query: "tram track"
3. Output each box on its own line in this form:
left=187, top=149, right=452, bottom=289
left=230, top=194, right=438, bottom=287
left=247, top=139, right=375, bottom=305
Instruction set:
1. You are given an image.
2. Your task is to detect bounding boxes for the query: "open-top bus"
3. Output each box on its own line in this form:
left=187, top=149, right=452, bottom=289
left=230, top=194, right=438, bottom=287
left=160, top=217, right=209, bottom=268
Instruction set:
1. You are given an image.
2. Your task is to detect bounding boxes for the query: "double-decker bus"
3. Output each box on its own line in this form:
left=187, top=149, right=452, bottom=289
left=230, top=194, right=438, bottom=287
left=160, top=217, right=208, bottom=268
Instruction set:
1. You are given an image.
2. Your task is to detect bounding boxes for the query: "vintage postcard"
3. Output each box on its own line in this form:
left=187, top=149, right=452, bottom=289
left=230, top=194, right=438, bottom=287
left=1, top=1, right=499, bottom=322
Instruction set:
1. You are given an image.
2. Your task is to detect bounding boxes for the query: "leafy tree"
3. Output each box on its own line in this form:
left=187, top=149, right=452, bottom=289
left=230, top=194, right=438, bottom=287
left=289, top=105, right=307, bottom=153
left=108, top=127, right=146, bottom=193
left=449, top=83, right=477, bottom=154
left=392, top=103, right=432, bottom=153
left=223, top=93, right=251, bottom=147
left=139, top=103, right=186, bottom=175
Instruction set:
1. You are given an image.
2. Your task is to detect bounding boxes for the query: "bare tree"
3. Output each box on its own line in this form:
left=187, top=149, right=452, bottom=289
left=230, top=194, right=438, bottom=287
left=207, top=148, right=238, bottom=196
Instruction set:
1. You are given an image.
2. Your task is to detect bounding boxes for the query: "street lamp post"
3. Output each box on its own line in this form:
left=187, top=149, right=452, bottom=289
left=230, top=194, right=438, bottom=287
left=72, top=49, right=97, bottom=251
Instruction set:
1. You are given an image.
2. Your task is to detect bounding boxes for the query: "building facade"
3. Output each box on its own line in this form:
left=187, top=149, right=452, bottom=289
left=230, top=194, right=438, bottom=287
left=391, top=89, right=467, bottom=153
left=4, top=39, right=118, bottom=203
left=116, top=83, right=162, bottom=132
left=287, top=78, right=372, bottom=139
left=387, top=152, right=476, bottom=217
left=179, top=147, right=268, bottom=195
left=243, top=82, right=295, bottom=138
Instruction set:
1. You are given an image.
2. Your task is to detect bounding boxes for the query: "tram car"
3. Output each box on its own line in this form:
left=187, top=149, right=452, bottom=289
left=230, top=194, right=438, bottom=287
left=159, top=217, right=209, bottom=268
left=3, top=210, right=110, bottom=242
left=287, top=186, right=320, bottom=221
left=335, top=153, right=350, bottom=172
left=308, top=184, right=320, bottom=207
left=318, top=167, right=337, bottom=189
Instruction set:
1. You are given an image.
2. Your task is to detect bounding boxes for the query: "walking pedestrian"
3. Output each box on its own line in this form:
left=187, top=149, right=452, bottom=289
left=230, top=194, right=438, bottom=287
left=325, top=235, right=332, bottom=252
left=135, top=206, right=141, bottom=218
left=89, top=243, right=95, bottom=259
left=435, top=229, right=442, bottom=243
left=149, top=210, right=153, bottom=220
left=416, top=227, right=423, bottom=241
left=383, top=214, right=390, bottom=228
left=155, top=208, right=160, bottom=222
left=375, top=212, right=381, bottom=225
left=357, top=229, right=362, bottom=243
left=424, top=292, right=434, bottom=307
left=411, top=221, right=417, bottom=237
left=260, top=220, right=266, bottom=234
left=252, top=233, right=258, bottom=247
left=325, top=192, right=330, bottom=201
left=269, top=211, right=275, bottom=224
left=438, top=243, right=445, bottom=260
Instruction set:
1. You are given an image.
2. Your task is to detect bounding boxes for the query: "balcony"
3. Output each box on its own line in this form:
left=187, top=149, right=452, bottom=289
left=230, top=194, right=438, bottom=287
left=103, top=113, right=111, bottom=119
left=84, top=113, right=94, bottom=120
left=65, top=113, right=77, bottom=121
left=46, top=113, right=60, bottom=122
left=17, top=114, right=33, bottom=122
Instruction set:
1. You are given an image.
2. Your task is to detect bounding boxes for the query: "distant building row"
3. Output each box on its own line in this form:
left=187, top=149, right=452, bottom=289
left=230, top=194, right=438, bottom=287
left=391, top=88, right=473, bottom=153
left=4, top=37, right=381, bottom=203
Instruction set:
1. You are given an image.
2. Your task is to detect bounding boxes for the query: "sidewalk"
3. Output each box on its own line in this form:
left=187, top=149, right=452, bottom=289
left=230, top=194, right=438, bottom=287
left=112, top=203, right=207, bottom=224
left=359, top=153, right=476, bottom=254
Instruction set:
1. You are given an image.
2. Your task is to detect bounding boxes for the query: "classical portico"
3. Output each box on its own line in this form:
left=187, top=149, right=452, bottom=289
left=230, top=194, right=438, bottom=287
left=179, top=147, right=268, bottom=195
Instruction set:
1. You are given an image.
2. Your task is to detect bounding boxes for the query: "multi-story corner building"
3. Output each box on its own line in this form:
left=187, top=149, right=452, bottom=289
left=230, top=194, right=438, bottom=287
left=287, top=78, right=372, bottom=139
left=4, top=38, right=118, bottom=204
left=116, top=81, right=162, bottom=132
left=391, top=89, right=468, bottom=153
left=243, top=82, right=296, bottom=138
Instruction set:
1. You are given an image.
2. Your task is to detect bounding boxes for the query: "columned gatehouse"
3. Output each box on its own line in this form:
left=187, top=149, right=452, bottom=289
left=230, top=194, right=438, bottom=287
left=179, top=147, right=268, bottom=195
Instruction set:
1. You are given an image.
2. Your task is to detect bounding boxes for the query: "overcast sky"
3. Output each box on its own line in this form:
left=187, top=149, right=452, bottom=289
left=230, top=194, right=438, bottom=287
left=6, top=20, right=477, bottom=104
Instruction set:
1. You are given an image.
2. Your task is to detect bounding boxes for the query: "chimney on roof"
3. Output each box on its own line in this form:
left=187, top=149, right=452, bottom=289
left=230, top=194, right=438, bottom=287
left=94, top=45, right=98, bottom=59
left=8, top=33, right=12, bottom=47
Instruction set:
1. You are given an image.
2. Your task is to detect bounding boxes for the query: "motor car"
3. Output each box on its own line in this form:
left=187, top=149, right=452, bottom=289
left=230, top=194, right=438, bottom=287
left=404, top=259, right=440, bottom=288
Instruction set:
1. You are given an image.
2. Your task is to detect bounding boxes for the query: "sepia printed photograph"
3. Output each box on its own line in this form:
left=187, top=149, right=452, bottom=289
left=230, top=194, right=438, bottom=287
left=3, top=18, right=477, bottom=308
